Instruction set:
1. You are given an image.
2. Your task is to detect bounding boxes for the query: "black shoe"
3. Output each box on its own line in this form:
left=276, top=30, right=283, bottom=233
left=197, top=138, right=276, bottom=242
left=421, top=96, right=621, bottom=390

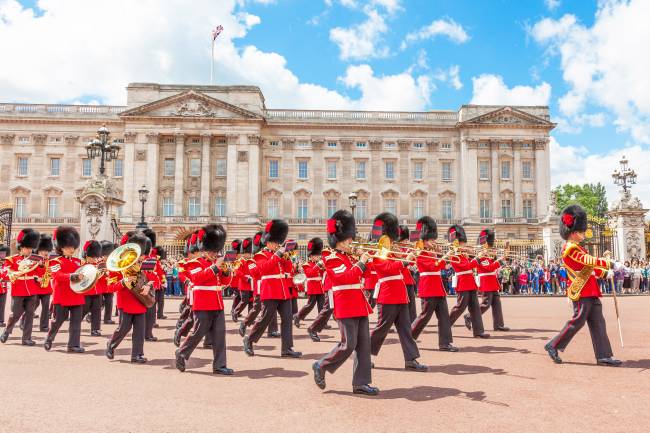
left=439, top=344, right=459, bottom=352
left=544, top=343, right=562, bottom=364
left=231, top=310, right=238, bottom=323
left=323, top=324, right=332, bottom=330
left=597, top=357, right=622, bottom=367
left=281, top=349, right=302, bottom=358
left=0, top=332, right=8, bottom=343
left=104, top=320, right=116, bottom=325
left=106, top=342, right=114, bottom=360
left=213, top=366, right=234, bottom=375
left=90, top=330, right=102, bottom=337
left=268, top=331, right=281, bottom=338
left=160, top=315, right=168, bottom=320
left=44, top=340, right=52, bottom=351
left=85, top=316, right=91, bottom=323
left=464, top=315, right=472, bottom=331
left=312, top=362, right=326, bottom=389
left=238, top=322, right=246, bottom=337
left=67, top=346, right=85, bottom=353
left=243, top=336, right=254, bottom=356
left=353, top=384, right=379, bottom=396
left=371, top=361, right=375, bottom=369
left=131, top=355, right=147, bottom=364
left=495, top=326, right=510, bottom=332
left=175, top=350, right=185, bottom=372
left=202, top=343, right=213, bottom=349
left=293, top=314, right=300, bottom=328
left=308, top=330, right=320, bottom=342
left=0, top=322, right=5, bottom=328
left=475, top=333, right=490, bottom=339
left=145, top=336, right=158, bottom=342
left=153, top=323, right=159, bottom=328
left=173, top=329, right=182, bottom=347
left=405, top=360, right=428, bottom=372
left=22, top=339, right=36, bottom=346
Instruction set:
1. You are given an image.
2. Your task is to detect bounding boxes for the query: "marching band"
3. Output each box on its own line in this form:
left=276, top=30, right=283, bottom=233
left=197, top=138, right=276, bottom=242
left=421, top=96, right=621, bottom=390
left=0, top=204, right=628, bottom=395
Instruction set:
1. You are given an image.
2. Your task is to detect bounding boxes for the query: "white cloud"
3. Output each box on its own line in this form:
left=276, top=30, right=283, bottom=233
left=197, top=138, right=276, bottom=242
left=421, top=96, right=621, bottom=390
left=329, top=7, right=389, bottom=60
left=401, top=18, right=469, bottom=50
left=0, top=0, right=432, bottom=111
left=371, top=0, right=402, bottom=15
left=470, top=74, right=551, bottom=106
left=434, top=65, right=462, bottom=90
left=530, top=1, right=650, bottom=143
left=550, top=137, right=650, bottom=209
left=544, top=0, right=560, bottom=11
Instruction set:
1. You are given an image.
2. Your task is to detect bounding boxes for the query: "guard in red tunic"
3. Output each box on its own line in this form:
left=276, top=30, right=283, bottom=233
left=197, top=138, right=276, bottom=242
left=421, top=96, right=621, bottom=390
left=175, top=224, right=233, bottom=375
left=32, top=234, right=54, bottom=332
left=545, top=205, right=622, bottom=366
left=369, top=213, right=426, bottom=371
left=1, top=228, right=41, bottom=346
left=232, top=237, right=256, bottom=321
left=397, top=225, right=418, bottom=322
left=229, top=239, right=243, bottom=321
left=243, top=220, right=301, bottom=358
left=447, top=225, right=490, bottom=338
left=410, top=216, right=458, bottom=351
left=100, top=241, right=117, bottom=325
left=293, top=237, right=325, bottom=328
left=312, top=210, right=378, bottom=395
left=81, top=240, right=104, bottom=336
left=105, top=233, right=153, bottom=363
left=239, top=232, right=264, bottom=336
left=44, top=226, right=85, bottom=352
left=363, top=259, right=378, bottom=309
left=466, top=229, right=509, bottom=332
left=0, top=244, right=10, bottom=327
left=154, top=246, right=168, bottom=322
left=142, top=228, right=162, bottom=341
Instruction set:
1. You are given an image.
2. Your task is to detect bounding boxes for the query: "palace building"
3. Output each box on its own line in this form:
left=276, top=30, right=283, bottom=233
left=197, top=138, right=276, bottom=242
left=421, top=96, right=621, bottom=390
left=0, top=82, right=554, bottom=246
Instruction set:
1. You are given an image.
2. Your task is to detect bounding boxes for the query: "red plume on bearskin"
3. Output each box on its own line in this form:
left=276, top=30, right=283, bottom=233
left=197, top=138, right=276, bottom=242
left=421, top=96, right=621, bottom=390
left=417, top=216, right=438, bottom=241
left=326, top=218, right=337, bottom=234
left=17, top=228, right=40, bottom=249
left=372, top=212, right=399, bottom=242
left=242, top=237, right=253, bottom=254
left=82, top=240, right=102, bottom=258
left=448, top=225, right=466, bottom=243
left=262, top=219, right=288, bottom=244
left=252, top=231, right=264, bottom=253
left=307, top=237, right=323, bottom=256
left=559, top=204, right=588, bottom=240
left=327, top=210, right=356, bottom=248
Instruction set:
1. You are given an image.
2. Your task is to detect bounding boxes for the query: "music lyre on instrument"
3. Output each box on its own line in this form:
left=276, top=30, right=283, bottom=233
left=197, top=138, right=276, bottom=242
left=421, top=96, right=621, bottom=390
left=70, top=264, right=100, bottom=294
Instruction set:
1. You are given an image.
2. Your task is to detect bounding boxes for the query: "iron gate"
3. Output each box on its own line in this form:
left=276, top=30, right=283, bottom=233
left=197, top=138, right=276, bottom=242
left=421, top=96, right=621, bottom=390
left=0, top=203, right=13, bottom=248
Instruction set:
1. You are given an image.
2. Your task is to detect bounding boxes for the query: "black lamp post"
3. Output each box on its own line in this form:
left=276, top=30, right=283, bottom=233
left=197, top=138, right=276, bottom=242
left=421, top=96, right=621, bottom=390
left=85, top=124, right=121, bottom=176
left=612, top=156, right=637, bottom=194
left=136, top=185, right=149, bottom=229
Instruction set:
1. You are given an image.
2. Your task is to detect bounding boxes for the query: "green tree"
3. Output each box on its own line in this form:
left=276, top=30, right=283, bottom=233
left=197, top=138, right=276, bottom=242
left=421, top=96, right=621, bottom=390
left=553, top=183, right=608, bottom=217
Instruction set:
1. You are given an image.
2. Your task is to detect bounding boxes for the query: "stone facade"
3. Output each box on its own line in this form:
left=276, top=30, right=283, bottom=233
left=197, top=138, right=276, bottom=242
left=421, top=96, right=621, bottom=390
left=0, top=82, right=554, bottom=244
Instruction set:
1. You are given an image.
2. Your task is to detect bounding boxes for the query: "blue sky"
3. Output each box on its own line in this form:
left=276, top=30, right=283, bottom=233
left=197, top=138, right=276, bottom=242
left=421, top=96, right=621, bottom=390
left=1, top=0, right=649, bottom=206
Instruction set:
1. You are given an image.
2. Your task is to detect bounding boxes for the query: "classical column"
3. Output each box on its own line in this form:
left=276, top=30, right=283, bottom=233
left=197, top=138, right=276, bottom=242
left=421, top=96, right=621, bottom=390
left=535, top=138, right=550, bottom=218
left=174, top=134, right=185, bottom=217
left=490, top=141, right=499, bottom=219
left=513, top=142, right=522, bottom=218
left=458, top=138, right=470, bottom=222
left=247, top=135, right=261, bottom=217
left=200, top=134, right=211, bottom=216
left=146, top=132, right=160, bottom=217
left=225, top=134, right=239, bottom=216
left=122, top=132, right=137, bottom=219
left=397, top=140, right=410, bottom=220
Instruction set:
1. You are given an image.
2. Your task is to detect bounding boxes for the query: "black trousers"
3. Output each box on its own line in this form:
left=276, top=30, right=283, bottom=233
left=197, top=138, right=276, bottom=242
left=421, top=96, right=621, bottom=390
left=179, top=310, right=227, bottom=368
left=268, top=309, right=278, bottom=335
left=370, top=303, right=420, bottom=362
left=231, top=289, right=241, bottom=314
left=83, top=294, right=102, bottom=332
left=548, top=297, right=613, bottom=360
left=411, top=296, right=453, bottom=347
left=4, top=295, right=36, bottom=341
left=406, top=284, right=417, bottom=323
left=155, top=289, right=165, bottom=319
left=319, top=316, right=372, bottom=386
left=295, top=294, right=325, bottom=322
left=233, top=291, right=253, bottom=319
left=480, top=292, right=505, bottom=330
left=108, top=311, right=145, bottom=358
left=243, top=295, right=262, bottom=327
left=145, top=304, right=156, bottom=339
left=0, top=293, right=6, bottom=323
left=102, top=293, right=114, bottom=323
left=449, top=290, right=485, bottom=336
left=18, top=294, right=50, bottom=331
left=291, top=298, right=298, bottom=316
left=47, top=304, right=82, bottom=348
left=364, top=290, right=376, bottom=309
left=309, top=293, right=333, bottom=333
left=248, top=299, right=293, bottom=352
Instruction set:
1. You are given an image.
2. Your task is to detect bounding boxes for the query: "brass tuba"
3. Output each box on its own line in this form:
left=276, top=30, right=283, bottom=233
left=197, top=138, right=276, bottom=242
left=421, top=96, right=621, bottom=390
left=106, top=243, right=155, bottom=308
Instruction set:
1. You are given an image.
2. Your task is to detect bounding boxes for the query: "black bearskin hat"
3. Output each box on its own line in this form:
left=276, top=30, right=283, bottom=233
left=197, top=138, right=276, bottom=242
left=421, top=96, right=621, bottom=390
left=120, top=231, right=136, bottom=246
left=372, top=212, right=399, bottom=242
left=478, top=228, right=495, bottom=247
left=189, top=231, right=200, bottom=254
left=100, top=241, right=115, bottom=257
left=307, top=237, right=324, bottom=256
left=398, top=225, right=409, bottom=242
left=128, top=233, right=152, bottom=257
left=200, top=224, right=226, bottom=252
left=327, top=210, right=356, bottom=248
left=16, top=228, right=40, bottom=250
left=155, top=246, right=167, bottom=260
left=142, top=228, right=157, bottom=248
left=252, top=231, right=264, bottom=253
left=262, top=219, right=289, bottom=245
left=559, top=204, right=588, bottom=241
left=231, top=239, right=243, bottom=254
left=242, top=237, right=254, bottom=254
left=447, top=225, right=467, bottom=243
left=416, top=216, right=438, bottom=241
left=37, top=234, right=54, bottom=253
left=82, top=240, right=102, bottom=259
left=53, top=226, right=80, bottom=251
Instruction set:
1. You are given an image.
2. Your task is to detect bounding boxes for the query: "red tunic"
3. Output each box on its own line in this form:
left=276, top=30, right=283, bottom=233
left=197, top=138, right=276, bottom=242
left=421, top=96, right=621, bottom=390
left=180, top=258, right=203, bottom=304
left=303, top=261, right=324, bottom=295
left=362, top=261, right=377, bottom=293
left=399, top=247, right=416, bottom=286
left=51, top=256, right=85, bottom=306
left=416, top=250, right=446, bottom=298
left=3, top=255, right=41, bottom=297
left=450, top=254, right=479, bottom=292
left=562, top=241, right=611, bottom=298
left=190, top=257, right=227, bottom=311
left=372, top=255, right=409, bottom=305
left=0, top=266, right=8, bottom=295
left=323, top=250, right=371, bottom=319
left=476, top=257, right=502, bottom=292
left=255, top=249, right=290, bottom=301
left=112, top=276, right=147, bottom=315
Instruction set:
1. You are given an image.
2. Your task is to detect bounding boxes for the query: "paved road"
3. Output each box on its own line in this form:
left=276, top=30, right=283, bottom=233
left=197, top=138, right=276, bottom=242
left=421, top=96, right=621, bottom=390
left=1, top=296, right=648, bottom=433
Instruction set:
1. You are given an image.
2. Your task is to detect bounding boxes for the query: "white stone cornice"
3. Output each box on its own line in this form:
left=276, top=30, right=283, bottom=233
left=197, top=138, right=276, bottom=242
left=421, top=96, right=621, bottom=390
left=1, top=133, right=15, bottom=145
left=247, top=134, right=261, bottom=145
left=64, top=135, right=79, bottom=145
left=124, top=131, right=137, bottom=143
left=146, top=132, right=160, bottom=143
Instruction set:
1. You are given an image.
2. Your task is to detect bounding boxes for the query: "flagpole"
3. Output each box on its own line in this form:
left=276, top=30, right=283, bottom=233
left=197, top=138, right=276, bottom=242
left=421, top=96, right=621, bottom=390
left=210, top=38, right=214, bottom=85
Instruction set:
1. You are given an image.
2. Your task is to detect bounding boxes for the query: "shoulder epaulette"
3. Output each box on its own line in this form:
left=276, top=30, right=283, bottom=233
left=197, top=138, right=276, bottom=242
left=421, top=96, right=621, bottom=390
left=562, top=241, right=580, bottom=258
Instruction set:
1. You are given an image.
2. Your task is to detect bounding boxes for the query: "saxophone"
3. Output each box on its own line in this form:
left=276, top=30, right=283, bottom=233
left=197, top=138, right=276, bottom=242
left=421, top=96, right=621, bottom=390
left=41, top=259, right=51, bottom=289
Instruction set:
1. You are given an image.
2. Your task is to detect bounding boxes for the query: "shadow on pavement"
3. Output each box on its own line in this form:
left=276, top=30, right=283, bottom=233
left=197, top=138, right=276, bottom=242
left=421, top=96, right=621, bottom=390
left=325, top=386, right=509, bottom=406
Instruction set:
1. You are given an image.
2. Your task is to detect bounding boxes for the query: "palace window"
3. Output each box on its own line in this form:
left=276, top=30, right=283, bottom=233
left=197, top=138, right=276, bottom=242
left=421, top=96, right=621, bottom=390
left=355, top=199, right=368, bottom=220
left=479, top=160, right=490, bottom=180
left=15, top=197, right=26, bottom=218
left=523, top=199, right=534, bottom=218
left=267, top=197, right=279, bottom=218
left=413, top=161, right=424, bottom=180
left=82, top=159, right=92, bottom=177
left=50, top=158, right=60, bottom=176
left=385, top=198, right=396, bottom=215
left=18, top=136, right=30, bottom=144
left=356, top=142, right=367, bottom=149
left=47, top=197, right=59, bottom=218
left=501, top=160, right=511, bottom=180
left=214, top=196, right=226, bottom=217
left=215, top=159, right=227, bottom=177
left=297, top=160, right=308, bottom=180
left=326, top=161, right=337, bottom=179
left=113, top=159, right=123, bottom=177
left=413, top=199, right=424, bottom=219
left=441, top=162, right=452, bottom=181
left=501, top=199, right=512, bottom=218
left=327, top=199, right=337, bottom=217
left=442, top=200, right=453, bottom=219
left=190, top=158, right=201, bottom=177
left=17, top=157, right=29, bottom=176
left=269, top=160, right=279, bottom=179
left=413, top=142, right=425, bottom=149
left=522, top=161, right=532, bottom=180
left=385, top=142, right=396, bottom=149
left=270, top=141, right=280, bottom=147
left=480, top=199, right=491, bottom=218
left=297, top=198, right=309, bottom=219
left=440, top=143, right=452, bottom=150
left=297, top=141, right=310, bottom=148
left=188, top=197, right=200, bottom=216
left=164, top=159, right=175, bottom=177
left=356, top=161, right=367, bottom=179
left=162, top=197, right=174, bottom=217
left=385, top=161, right=395, bottom=180
left=327, top=141, right=337, bottom=148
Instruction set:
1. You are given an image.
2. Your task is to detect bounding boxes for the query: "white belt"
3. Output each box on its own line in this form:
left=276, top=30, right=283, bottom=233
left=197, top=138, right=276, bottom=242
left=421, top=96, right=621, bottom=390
left=420, top=272, right=441, bottom=277
left=193, top=286, right=222, bottom=292
left=377, top=275, right=403, bottom=284
left=306, top=277, right=321, bottom=282
left=455, top=271, right=473, bottom=276
left=331, top=284, right=362, bottom=292
left=261, top=274, right=284, bottom=280
left=477, top=272, right=497, bottom=278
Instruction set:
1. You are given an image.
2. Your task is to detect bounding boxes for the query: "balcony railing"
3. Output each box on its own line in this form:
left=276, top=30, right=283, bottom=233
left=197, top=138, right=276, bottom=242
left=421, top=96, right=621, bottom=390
left=265, top=109, right=458, bottom=123
left=0, top=103, right=126, bottom=116
left=14, top=217, right=80, bottom=224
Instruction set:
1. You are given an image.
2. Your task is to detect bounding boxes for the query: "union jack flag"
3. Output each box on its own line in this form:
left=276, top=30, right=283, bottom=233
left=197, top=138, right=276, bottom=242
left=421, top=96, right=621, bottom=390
left=212, top=25, right=224, bottom=41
